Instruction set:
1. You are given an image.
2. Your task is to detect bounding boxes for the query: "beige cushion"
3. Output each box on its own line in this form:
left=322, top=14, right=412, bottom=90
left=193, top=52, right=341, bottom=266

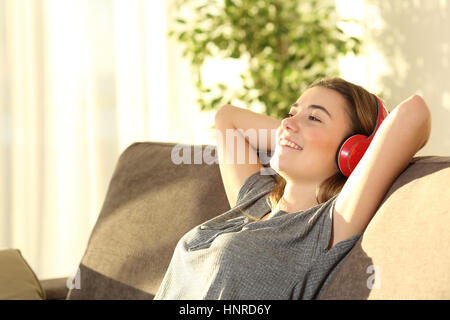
left=0, top=249, right=45, bottom=300
left=318, top=156, right=450, bottom=299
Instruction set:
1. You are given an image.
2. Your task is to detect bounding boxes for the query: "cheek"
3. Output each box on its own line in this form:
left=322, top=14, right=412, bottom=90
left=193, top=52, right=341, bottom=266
left=306, top=131, right=336, bottom=152
left=305, top=131, right=342, bottom=169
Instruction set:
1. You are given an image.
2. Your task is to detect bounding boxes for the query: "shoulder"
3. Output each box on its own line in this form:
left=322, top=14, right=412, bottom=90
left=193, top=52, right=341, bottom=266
left=236, top=167, right=278, bottom=206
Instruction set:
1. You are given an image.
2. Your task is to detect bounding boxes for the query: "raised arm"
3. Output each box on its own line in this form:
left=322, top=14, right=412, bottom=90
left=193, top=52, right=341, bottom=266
left=215, top=104, right=281, bottom=152
left=214, top=104, right=281, bottom=207
left=329, top=94, right=432, bottom=249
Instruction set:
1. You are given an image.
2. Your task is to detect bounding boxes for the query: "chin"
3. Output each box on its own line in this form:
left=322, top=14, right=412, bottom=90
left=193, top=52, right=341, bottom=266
left=270, top=153, right=293, bottom=177
left=270, top=152, right=323, bottom=182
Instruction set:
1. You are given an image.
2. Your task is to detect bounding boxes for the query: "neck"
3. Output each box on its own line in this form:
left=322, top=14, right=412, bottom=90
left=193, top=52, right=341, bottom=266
left=278, top=180, right=320, bottom=214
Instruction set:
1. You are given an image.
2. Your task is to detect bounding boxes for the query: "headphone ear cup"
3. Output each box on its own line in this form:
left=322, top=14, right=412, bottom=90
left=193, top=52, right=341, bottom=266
left=337, top=93, right=389, bottom=178
left=336, top=134, right=369, bottom=177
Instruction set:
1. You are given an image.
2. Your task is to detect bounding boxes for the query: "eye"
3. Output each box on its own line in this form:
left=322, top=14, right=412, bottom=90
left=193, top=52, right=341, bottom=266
left=308, top=115, right=321, bottom=122
left=285, top=112, right=321, bottom=122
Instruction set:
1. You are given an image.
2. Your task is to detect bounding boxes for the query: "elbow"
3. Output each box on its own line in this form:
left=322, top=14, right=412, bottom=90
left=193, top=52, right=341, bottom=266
left=215, top=104, right=236, bottom=128
left=214, top=104, right=232, bottom=123
left=399, top=94, right=431, bottom=123
left=398, top=94, right=432, bottom=150
left=411, top=94, right=431, bottom=119
left=410, top=95, right=432, bottom=137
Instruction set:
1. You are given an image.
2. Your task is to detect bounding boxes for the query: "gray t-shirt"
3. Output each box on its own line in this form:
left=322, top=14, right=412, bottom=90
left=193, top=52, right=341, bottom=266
left=154, top=170, right=361, bottom=300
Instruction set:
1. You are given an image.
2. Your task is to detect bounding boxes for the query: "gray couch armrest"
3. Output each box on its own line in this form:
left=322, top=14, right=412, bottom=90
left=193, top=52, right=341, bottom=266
left=40, top=277, right=69, bottom=300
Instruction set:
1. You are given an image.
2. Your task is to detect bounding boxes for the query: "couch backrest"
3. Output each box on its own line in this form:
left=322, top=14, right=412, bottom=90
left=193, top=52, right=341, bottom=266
left=67, top=142, right=230, bottom=299
left=68, top=141, right=450, bottom=299
left=318, top=156, right=450, bottom=299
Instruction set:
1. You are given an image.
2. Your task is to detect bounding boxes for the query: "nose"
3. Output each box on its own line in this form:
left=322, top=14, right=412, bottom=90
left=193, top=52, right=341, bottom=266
left=281, top=115, right=298, bottom=132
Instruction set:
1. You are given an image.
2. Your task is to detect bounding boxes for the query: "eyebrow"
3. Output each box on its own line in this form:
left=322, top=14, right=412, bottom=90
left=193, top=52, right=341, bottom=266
left=291, top=103, right=333, bottom=119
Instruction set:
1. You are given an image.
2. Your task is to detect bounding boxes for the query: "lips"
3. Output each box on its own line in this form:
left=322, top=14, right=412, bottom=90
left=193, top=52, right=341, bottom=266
left=279, top=136, right=303, bottom=150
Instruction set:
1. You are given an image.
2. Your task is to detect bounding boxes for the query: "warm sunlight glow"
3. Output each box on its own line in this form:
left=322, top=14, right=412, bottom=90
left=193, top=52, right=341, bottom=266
left=45, top=0, right=91, bottom=277
left=146, top=0, right=170, bottom=143
left=336, top=0, right=368, bottom=87
left=114, top=0, right=145, bottom=153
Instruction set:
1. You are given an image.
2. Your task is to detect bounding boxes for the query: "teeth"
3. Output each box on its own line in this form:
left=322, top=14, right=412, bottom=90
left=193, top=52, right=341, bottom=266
left=280, top=139, right=302, bottom=150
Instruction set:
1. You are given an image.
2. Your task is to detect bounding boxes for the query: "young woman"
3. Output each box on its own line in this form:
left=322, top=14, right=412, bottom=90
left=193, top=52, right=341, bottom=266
left=154, top=77, right=431, bottom=300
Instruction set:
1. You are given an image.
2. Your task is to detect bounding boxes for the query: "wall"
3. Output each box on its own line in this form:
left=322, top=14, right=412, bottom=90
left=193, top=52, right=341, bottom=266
left=363, top=0, right=450, bottom=157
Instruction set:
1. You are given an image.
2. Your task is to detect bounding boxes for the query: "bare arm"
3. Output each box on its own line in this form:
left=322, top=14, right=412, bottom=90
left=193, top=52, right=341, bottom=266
left=215, top=104, right=282, bottom=153
left=214, top=104, right=282, bottom=207
left=330, top=94, right=432, bottom=249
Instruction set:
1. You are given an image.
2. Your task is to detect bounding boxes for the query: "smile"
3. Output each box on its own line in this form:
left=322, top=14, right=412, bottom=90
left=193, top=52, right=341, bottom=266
left=279, top=138, right=303, bottom=151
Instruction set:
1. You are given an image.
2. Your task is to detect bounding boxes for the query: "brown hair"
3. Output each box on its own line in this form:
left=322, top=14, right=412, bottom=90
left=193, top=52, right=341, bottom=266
left=256, top=77, right=379, bottom=218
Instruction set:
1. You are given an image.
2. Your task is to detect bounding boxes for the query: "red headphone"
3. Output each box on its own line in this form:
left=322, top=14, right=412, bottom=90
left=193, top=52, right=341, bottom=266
left=336, top=94, right=389, bottom=177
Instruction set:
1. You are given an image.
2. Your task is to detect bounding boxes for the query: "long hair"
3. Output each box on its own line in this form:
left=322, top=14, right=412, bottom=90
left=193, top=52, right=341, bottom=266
left=263, top=77, right=379, bottom=214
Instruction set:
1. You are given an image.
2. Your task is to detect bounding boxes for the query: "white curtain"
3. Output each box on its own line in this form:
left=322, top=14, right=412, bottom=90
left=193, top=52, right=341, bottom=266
left=0, top=0, right=210, bottom=280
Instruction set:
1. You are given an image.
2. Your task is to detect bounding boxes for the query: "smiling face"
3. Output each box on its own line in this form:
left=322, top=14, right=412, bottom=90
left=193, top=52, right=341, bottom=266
left=270, top=86, right=354, bottom=184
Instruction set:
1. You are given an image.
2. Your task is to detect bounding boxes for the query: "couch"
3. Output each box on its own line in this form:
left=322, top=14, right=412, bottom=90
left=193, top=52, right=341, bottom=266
left=2, top=141, right=450, bottom=299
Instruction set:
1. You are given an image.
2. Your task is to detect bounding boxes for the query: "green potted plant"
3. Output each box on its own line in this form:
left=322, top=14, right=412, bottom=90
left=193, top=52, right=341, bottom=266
left=168, top=0, right=362, bottom=119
